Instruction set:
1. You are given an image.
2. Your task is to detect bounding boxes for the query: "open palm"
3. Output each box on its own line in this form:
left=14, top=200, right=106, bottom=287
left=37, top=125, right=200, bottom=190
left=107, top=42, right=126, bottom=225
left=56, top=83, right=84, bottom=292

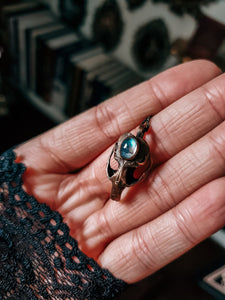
left=16, top=60, right=225, bottom=283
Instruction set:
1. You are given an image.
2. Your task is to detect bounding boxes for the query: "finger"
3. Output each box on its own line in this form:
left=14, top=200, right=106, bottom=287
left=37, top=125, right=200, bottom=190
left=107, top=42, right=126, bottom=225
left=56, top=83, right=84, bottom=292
left=80, top=119, right=225, bottom=257
left=16, top=60, right=221, bottom=172
left=99, top=177, right=225, bottom=283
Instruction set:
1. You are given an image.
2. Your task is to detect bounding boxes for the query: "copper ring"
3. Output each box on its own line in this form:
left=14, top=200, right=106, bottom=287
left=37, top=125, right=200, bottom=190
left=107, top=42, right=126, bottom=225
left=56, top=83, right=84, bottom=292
left=106, top=116, right=152, bottom=201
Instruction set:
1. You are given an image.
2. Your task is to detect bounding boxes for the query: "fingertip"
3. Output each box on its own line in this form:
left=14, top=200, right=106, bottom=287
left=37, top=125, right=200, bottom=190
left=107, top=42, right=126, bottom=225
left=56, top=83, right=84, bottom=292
left=186, top=59, right=222, bottom=75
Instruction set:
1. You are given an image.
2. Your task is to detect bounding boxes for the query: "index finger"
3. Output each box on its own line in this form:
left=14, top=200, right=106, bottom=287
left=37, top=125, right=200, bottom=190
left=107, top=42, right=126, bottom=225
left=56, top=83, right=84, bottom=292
left=16, top=60, right=221, bottom=173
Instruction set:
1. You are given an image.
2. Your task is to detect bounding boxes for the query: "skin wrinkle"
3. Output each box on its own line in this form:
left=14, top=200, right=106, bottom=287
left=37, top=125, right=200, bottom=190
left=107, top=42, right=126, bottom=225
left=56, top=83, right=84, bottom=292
left=59, top=124, right=85, bottom=166
left=173, top=148, right=202, bottom=190
left=207, top=126, right=225, bottom=165
left=83, top=189, right=145, bottom=249
left=67, top=200, right=104, bottom=238
left=82, top=187, right=153, bottom=254
left=201, top=82, right=225, bottom=122
left=153, top=104, right=199, bottom=162
left=206, top=185, right=225, bottom=222
left=171, top=179, right=225, bottom=244
left=91, top=164, right=110, bottom=199
left=53, top=174, right=67, bottom=211
left=94, top=209, right=114, bottom=243
left=39, top=134, right=71, bottom=173
left=94, top=85, right=143, bottom=144
left=172, top=206, right=198, bottom=247
left=146, top=166, right=178, bottom=212
left=147, top=61, right=203, bottom=110
left=95, top=101, right=123, bottom=142
left=116, top=88, right=139, bottom=125
left=131, top=228, right=156, bottom=272
left=144, top=222, right=172, bottom=266
left=148, top=217, right=179, bottom=262
left=148, top=149, right=198, bottom=211
left=82, top=205, right=114, bottom=246
left=60, top=180, right=86, bottom=214
left=56, top=174, right=78, bottom=210
left=146, top=78, right=165, bottom=111
left=58, top=177, right=101, bottom=215
left=151, top=115, right=175, bottom=161
left=112, top=82, right=151, bottom=125
left=63, top=115, right=104, bottom=170
left=168, top=138, right=211, bottom=189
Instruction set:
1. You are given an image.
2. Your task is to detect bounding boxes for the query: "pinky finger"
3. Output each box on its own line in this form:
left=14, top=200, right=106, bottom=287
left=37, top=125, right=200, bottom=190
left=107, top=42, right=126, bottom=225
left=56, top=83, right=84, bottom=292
left=99, top=177, right=225, bottom=283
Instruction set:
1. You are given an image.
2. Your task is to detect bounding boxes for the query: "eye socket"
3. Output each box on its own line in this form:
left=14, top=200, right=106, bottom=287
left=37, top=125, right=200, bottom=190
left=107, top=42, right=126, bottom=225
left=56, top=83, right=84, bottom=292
left=107, top=150, right=119, bottom=178
left=125, top=167, right=139, bottom=186
left=110, top=154, right=119, bottom=170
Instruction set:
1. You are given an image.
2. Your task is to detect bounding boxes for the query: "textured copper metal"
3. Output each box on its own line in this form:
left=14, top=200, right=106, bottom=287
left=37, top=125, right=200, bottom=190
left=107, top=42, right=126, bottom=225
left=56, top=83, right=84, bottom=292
left=106, top=116, right=152, bottom=201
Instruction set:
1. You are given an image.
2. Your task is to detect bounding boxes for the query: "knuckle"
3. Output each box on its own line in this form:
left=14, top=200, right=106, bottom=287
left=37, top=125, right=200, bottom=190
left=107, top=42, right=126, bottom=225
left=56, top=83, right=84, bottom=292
left=95, top=209, right=114, bottom=241
left=94, top=102, right=122, bottom=141
left=201, top=82, right=225, bottom=121
left=172, top=207, right=197, bottom=245
left=208, top=128, right=225, bottom=163
left=39, top=134, right=70, bottom=172
left=147, top=170, right=178, bottom=212
left=146, top=78, right=167, bottom=110
left=153, top=115, right=174, bottom=161
left=131, top=229, right=158, bottom=270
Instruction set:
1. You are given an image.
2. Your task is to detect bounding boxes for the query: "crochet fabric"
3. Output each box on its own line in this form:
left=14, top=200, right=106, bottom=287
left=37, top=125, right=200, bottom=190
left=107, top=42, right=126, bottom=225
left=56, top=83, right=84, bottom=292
left=0, top=149, right=127, bottom=300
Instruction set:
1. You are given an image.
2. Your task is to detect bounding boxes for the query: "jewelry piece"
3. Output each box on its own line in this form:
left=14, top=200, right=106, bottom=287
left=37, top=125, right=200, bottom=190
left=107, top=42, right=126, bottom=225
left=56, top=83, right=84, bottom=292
left=106, top=116, right=152, bottom=201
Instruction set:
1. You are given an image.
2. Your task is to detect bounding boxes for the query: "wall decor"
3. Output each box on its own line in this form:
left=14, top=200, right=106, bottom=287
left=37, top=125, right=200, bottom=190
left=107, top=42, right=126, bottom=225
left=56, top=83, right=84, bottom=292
left=92, top=0, right=123, bottom=51
left=132, top=18, right=170, bottom=71
left=151, top=0, right=217, bottom=17
left=59, top=0, right=86, bottom=29
left=125, top=0, right=147, bottom=10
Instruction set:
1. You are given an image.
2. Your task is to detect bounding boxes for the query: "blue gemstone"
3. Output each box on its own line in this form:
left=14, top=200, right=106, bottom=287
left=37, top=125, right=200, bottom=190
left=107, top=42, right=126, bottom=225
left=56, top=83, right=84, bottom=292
left=121, top=137, right=138, bottom=159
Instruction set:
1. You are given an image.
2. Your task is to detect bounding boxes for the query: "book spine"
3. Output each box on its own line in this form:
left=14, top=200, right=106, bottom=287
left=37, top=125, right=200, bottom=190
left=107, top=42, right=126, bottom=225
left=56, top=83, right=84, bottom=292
left=66, top=65, right=84, bottom=117
left=50, top=54, right=67, bottom=111
left=36, top=39, right=56, bottom=103
left=11, top=17, right=20, bottom=80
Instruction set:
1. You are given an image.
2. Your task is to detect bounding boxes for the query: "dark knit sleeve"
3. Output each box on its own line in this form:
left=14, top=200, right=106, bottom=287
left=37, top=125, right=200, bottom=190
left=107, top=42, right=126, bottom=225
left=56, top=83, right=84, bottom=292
left=0, top=149, right=128, bottom=300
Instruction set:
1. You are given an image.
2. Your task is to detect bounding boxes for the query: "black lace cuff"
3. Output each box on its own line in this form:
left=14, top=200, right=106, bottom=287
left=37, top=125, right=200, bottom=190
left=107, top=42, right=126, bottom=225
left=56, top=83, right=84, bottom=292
left=0, top=149, right=127, bottom=299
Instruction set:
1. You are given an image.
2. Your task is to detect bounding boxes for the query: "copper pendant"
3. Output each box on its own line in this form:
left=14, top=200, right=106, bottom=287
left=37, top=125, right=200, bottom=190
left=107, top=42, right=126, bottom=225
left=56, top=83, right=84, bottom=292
left=106, top=116, right=152, bottom=201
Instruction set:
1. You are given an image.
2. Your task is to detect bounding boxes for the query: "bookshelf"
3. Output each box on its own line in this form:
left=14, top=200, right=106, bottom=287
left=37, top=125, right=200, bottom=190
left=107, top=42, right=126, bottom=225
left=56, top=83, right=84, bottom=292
left=24, top=0, right=67, bottom=124
left=0, top=1, right=145, bottom=123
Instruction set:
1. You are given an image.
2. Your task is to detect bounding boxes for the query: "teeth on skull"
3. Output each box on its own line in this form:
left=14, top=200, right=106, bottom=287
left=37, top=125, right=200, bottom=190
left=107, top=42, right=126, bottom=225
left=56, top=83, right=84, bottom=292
left=120, top=137, right=138, bottom=159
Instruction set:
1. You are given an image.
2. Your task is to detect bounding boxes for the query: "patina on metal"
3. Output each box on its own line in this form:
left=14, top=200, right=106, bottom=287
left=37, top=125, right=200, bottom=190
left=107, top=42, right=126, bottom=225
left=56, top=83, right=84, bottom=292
left=106, top=116, right=152, bottom=201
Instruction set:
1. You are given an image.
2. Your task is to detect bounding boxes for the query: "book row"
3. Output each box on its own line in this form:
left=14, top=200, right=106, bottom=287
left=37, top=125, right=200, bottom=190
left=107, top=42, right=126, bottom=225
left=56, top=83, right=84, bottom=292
left=0, top=1, right=143, bottom=117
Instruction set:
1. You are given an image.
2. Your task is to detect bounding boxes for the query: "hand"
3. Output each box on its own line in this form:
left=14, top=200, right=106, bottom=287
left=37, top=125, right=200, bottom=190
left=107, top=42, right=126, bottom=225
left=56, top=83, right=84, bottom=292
left=15, top=60, right=225, bottom=283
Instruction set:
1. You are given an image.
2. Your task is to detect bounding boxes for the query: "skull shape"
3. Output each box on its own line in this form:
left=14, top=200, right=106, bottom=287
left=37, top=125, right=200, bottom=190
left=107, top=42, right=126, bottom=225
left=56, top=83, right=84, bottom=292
left=106, top=132, right=151, bottom=201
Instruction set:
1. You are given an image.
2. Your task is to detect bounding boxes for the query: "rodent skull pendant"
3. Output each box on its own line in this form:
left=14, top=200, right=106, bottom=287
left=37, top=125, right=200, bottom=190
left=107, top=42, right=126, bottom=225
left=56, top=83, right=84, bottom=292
left=106, top=117, right=152, bottom=201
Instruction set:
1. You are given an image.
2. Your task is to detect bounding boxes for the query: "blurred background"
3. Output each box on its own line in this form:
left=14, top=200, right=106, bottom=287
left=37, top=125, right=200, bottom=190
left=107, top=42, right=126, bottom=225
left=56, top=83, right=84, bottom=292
left=1, top=1, right=225, bottom=299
